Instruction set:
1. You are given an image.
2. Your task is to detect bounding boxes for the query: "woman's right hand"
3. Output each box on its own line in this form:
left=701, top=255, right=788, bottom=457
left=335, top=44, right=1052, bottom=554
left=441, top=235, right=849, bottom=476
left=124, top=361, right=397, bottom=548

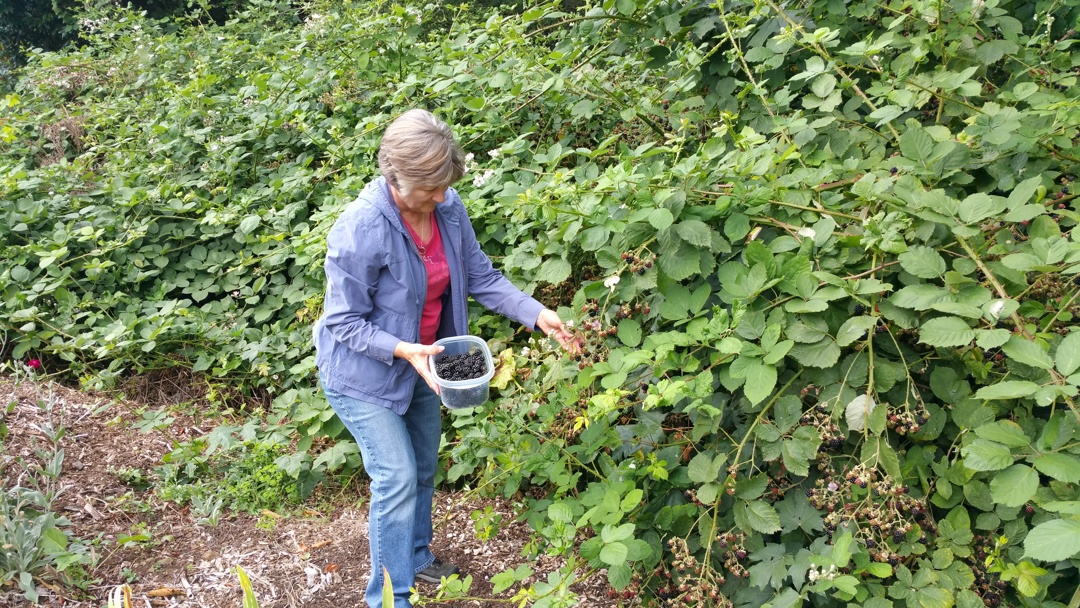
left=394, top=341, right=445, bottom=393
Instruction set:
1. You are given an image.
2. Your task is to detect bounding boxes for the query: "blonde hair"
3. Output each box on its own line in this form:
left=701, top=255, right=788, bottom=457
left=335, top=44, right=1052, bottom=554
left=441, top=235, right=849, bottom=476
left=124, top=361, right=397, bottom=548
left=378, top=109, right=465, bottom=195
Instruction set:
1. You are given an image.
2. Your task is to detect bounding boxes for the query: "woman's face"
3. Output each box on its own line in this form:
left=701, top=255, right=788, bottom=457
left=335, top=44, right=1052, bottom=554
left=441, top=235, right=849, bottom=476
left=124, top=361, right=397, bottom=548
left=392, top=185, right=446, bottom=217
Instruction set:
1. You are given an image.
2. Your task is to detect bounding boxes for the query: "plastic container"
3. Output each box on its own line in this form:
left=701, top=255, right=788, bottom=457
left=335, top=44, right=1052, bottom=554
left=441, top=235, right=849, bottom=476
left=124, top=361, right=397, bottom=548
left=428, top=335, right=494, bottom=410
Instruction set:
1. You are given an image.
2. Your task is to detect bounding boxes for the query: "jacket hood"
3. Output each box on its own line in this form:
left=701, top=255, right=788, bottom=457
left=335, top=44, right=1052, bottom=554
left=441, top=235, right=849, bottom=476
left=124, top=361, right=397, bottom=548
left=368, top=176, right=461, bottom=236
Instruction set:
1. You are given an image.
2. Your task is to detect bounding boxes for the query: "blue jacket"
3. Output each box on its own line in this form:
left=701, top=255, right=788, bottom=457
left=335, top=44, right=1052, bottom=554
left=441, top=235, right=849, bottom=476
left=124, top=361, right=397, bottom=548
left=314, top=177, right=545, bottom=413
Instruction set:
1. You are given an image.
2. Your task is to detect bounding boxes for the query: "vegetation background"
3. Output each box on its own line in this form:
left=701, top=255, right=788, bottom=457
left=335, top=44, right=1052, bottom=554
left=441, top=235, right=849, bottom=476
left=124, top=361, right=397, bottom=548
left=2, top=0, right=1080, bottom=606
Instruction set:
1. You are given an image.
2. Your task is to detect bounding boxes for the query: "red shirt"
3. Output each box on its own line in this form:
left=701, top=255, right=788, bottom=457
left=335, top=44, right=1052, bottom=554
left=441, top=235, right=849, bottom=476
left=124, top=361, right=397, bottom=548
left=403, top=212, right=449, bottom=345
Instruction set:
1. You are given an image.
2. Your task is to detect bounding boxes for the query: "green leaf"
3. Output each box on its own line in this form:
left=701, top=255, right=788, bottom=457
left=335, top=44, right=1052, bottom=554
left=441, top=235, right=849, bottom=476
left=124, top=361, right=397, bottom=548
left=960, top=439, right=1013, bottom=471
left=973, top=381, right=1039, bottom=400
left=782, top=435, right=817, bottom=477
left=900, top=128, right=934, bottom=162
left=1007, top=560, right=1046, bottom=597
left=624, top=539, right=652, bottom=561
left=312, top=440, right=357, bottom=471
left=1023, top=519, right=1080, bottom=561
left=725, top=213, right=751, bottom=241
left=658, top=248, right=699, bottom=281
left=607, top=562, right=632, bottom=589
left=975, top=329, right=1011, bottom=350
left=899, top=246, right=947, bottom=279
left=490, top=569, right=517, bottom=594
left=1031, top=452, right=1080, bottom=482
left=615, top=0, right=637, bottom=16
left=1001, top=336, right=1053, bottom=370
left=464, top=96, right=486, bottom=111
left=1041, top=501, right=1080, bottom=514
left=688, top=451, right=725, bottom=483
left=788, top=338, right=841, bottom=368
left=536, top=256, right=572, bottom=284
left=1056, top=331, right=1080, bottom=376
left=892, top=284, right=949, bottom=310
left=764, top=588, right=803, bottom=608
left=599, top=541, right=629, bottom=566
left=696, top=482, right=720, bottom=504
left=777, top=491, right=822, bottom=534
left=735, top=474, right=770, bottom=499
left=845, top=394, right=876, bottom=432
left=580, top=226, right=610, bottom=252
left=836, top=316, right=877, bottom=347
left=548, top=502, right=573, bottom=523
left=956, top=590, right=985, bottom=608
left=774, top=395, right=802, bottom=432
left=617, top=319, right=642, bottom=347
left=743, top=361, right=777, bottom=405
left=648, top=208, right=674, bottom=230
left=239, top=215, right=261, bottom=235
left=762, top=339, right=793, bottom=365
left=919, top=316, right=976, bottom=348
left=914, top=586, right=954, bottom=608
left=40, top=527, right=68, bottom=554
left=931, top=367, right=972, bottom=402
left=601, top=523, right=635, bottom=543
left=675, top=220, right=712, bottom=247
left=973, top=421, right=1029, bottom=448
left=738, top=500, right=782, bottom=534
left=1012, top=83, right=1039, bottom=100
left=831, top=532, right=853, bottom=567
left=989, top=464, right=1039, bottom=507
left=869, top=104, right=905, bottom=126
left=239, top=565, right=259, bottom=608
left=958, top=193, right=1003, bottom=224
left=864, top=562, right=893, bottom=578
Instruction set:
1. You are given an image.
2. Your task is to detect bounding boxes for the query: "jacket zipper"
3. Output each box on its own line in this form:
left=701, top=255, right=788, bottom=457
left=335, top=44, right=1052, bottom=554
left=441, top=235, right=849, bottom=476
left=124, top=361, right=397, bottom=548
left=405, top=233, right=428, bottom=342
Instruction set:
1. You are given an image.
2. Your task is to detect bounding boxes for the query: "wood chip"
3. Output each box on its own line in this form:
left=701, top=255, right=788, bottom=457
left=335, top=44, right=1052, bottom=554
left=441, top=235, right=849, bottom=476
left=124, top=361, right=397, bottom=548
left=84, top=502, right=104, bottom=520
left=144, top=587, right=186, bottom=598
left=310, top=539, right=333, bottom=550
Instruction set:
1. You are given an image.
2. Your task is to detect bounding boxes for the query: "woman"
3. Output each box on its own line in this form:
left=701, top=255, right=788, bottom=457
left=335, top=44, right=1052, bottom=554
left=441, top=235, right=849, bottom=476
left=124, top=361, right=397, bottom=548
left=314, top=109, right=577, bottom=607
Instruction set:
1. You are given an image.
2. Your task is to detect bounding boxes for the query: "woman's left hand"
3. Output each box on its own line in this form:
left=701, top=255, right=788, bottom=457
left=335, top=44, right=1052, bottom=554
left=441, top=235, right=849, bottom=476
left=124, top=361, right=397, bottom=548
left=536, top=309, right=582, bottom=354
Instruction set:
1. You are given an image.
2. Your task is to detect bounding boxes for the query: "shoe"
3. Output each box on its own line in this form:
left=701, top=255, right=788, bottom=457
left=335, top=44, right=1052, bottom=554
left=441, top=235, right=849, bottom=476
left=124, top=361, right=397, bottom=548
left=416, top=559, right=460, bottom=584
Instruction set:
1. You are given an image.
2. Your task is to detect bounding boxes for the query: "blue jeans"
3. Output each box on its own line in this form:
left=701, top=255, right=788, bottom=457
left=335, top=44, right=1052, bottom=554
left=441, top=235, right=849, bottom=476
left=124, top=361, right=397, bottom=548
left=321, top=376, right=441, bottom=608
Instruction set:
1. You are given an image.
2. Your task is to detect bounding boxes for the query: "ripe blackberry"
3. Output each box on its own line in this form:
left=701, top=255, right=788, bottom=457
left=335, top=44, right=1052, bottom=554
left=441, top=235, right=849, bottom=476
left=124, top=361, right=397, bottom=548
left=434, top=350, right=487, bottom=381
left=854, top=303, right=866, bottom=315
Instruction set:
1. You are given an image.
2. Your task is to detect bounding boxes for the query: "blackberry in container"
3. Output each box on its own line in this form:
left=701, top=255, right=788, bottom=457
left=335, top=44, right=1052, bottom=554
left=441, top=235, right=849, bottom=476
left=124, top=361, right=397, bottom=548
left=428, top=335, right=494, bottom=409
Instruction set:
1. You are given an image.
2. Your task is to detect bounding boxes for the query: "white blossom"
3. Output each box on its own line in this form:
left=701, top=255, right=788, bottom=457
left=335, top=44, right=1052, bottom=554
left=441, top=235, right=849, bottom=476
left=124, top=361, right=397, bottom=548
left=472, top=169, right=495, bottom=188
left=603, top=275, right=621, bottom=292
left=988, top=300, right=1006, bottom=320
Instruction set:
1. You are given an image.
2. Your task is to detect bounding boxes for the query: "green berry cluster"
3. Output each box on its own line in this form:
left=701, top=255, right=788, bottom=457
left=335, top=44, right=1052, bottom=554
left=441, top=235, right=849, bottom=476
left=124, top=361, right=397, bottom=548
left=805, top=464, right=932, bottom=566
left=653, top=537, right=733, bottom=607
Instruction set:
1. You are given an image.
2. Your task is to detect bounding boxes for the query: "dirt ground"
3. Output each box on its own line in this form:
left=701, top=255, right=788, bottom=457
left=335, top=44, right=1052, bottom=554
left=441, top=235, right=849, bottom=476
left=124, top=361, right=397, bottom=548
left=0, top=376, right=613, bottom=607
